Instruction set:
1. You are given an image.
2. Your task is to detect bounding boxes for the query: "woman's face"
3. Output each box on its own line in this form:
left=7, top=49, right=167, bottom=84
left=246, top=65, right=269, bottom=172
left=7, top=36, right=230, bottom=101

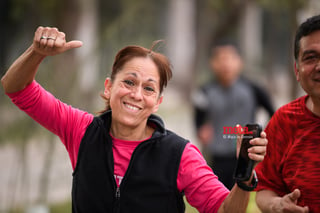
left=104, top=57, right=163, bottom=129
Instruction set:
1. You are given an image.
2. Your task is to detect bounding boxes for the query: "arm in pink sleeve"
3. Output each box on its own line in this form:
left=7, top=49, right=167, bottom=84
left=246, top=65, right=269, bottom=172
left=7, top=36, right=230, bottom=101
left=7, top=81, right=94, bottom=168
left=177, top=143, right=229, bottom=213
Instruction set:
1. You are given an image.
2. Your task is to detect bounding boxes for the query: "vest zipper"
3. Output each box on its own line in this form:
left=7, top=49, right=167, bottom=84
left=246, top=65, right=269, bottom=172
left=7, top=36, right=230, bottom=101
left=113, top=187, right=120, bottom=213
left=115, top=187, right=120, bottom=198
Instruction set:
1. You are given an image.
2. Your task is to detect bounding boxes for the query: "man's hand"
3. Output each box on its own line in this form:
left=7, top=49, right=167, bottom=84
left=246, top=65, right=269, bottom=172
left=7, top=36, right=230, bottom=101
left=33, top=26, right=83, bottom=56
left=271, top=189, right=309, bottom=213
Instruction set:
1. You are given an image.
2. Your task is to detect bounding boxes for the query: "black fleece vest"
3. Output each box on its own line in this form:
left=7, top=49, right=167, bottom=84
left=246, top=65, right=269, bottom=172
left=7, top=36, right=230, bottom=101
left=72, top=112, right=188, bottom=213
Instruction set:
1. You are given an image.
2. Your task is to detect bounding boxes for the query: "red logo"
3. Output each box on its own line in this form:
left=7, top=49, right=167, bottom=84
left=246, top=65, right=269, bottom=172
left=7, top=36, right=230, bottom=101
left=223, top=125, right=253, bottom=135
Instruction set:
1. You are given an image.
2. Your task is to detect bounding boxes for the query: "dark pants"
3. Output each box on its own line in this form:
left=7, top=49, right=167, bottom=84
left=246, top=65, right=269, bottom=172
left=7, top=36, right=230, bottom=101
left=211, top=155, right=237, bottom=190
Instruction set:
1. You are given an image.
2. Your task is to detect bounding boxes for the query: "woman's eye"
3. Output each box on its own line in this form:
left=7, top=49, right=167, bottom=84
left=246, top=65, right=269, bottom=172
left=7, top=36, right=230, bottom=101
left=144, top=86, right=155, bottom=92
left=124, top=80, right=134, bottom=86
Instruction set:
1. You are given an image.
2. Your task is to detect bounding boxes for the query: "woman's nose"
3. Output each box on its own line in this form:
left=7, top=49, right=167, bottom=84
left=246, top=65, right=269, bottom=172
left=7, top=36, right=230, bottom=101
left=130, top=86, right=143, bottom=100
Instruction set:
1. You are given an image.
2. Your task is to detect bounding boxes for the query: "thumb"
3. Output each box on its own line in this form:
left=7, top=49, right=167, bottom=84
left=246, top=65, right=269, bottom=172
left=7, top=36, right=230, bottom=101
left=303, top=206, right=309, bottom=212
left=288, top=189, right=301, bottom=203
left=65, top=40, right=83, bottom=50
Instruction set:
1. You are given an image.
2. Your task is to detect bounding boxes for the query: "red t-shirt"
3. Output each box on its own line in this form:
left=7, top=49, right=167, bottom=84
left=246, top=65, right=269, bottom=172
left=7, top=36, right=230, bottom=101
left=7, top=81, right=229, bottom=213
left=255, top=95, right=320, bottom=211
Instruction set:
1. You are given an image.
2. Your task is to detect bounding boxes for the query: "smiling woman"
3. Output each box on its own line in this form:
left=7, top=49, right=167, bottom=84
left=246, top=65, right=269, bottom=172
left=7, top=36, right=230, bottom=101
left=1, top=26, right=268, bottom=213
left=103, top=56, right=164, bottom=141
left=100, top=41, right=172, bottom=114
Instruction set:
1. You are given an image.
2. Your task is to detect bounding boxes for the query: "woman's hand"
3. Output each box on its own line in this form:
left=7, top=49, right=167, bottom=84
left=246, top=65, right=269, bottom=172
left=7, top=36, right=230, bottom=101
left=1, top=26, right=83, bottom=93
left=218, top=129, right=267, bottom=213
left=236, top=125, right=267, bottom=165
left=247, top=131, right=267, bottom=164
left=33, top=26, right=83, bottom=56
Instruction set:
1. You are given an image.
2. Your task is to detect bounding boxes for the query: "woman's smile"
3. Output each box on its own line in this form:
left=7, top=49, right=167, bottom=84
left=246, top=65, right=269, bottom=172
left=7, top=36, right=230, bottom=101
left=123, top=101, right=141, bottom=112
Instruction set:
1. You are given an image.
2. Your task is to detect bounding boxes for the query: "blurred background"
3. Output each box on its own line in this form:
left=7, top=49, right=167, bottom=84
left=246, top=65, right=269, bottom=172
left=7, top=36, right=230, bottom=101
left=0, top=0, right=319, bottom=212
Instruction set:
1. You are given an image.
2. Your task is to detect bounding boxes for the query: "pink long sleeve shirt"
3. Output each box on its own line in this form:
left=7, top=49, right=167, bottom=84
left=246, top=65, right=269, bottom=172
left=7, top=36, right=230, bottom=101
left=7, top=81, right=229, bottom=213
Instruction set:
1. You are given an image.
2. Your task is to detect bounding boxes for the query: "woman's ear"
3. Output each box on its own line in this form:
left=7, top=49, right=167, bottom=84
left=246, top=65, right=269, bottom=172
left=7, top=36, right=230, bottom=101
left=104, top=78, right=112, bottom=98
left=152, top=95, right=163, bottom=113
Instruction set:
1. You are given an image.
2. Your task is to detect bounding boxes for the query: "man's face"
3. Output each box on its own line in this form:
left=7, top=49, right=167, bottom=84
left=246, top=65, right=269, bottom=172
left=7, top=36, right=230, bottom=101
left=295, top=30, right=320, bottom=98
left=210, top=45, right=243, bottom=87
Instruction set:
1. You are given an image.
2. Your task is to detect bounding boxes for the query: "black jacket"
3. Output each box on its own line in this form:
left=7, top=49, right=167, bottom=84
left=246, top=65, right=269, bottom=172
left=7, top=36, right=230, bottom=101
left=72, top=111, right=188, bottom=213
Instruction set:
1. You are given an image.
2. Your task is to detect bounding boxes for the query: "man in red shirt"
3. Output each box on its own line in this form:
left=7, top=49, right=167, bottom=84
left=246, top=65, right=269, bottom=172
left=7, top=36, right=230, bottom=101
left=255, top=14, right=320, bottom=213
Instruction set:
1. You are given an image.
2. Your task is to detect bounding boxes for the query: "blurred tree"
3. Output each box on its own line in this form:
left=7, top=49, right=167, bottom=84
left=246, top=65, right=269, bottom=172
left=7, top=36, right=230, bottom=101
left=166, top=0, right=196, bottom=100
left=0, top=0, right=11, bottom=73
left=257, top=0, right=308, bottom=100
left=97, top=0, right=169, bottom=81
left=193, top=0, right=250, bottom=88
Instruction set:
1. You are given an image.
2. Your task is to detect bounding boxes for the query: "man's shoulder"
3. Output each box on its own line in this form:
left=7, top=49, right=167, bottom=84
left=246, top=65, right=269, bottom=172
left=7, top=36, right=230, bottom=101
left=271, top=95, right=307, bottom=123
left=277, top=95, right=306, bottom=112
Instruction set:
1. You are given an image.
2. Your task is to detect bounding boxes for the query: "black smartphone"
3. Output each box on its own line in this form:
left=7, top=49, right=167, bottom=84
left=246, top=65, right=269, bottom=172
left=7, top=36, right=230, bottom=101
left=233, top=124, right=262, bottom=181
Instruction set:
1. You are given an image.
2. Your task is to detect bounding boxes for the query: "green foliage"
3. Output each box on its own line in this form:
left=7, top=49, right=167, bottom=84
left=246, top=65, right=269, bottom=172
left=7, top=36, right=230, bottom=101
left=99, top=0, right=168, bottom=47
left=257, top=0, right=307, bottom=11
left=97, top=0, right=171, bottom=86
left=9, top=0, right=62, bottom=25
left=185, top=192, right=261, bottom=212
left=0, top=116, right=39, bottom=145
left=207, top=0, right=243, bottom=10
left=206, top=0, right=307, bottom=12
left=50, top=200, right=72, bottom=213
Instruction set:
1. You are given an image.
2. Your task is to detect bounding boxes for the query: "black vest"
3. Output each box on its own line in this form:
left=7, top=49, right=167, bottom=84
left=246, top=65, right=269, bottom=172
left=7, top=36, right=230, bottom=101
left=72, top=111, right=188, bottom=213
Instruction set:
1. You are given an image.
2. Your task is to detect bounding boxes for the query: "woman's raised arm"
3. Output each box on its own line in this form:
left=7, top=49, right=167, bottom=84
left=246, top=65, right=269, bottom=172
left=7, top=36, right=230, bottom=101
left=1, top=26, right=82, bottom=93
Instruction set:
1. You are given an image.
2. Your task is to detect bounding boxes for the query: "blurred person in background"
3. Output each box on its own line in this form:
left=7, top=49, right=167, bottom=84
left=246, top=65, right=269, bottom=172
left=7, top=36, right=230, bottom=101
left=255, top=14, right=320, bottom=213
left=193, top=42, right=274, bottom=190
left=1, top=26, right=268, bottom=212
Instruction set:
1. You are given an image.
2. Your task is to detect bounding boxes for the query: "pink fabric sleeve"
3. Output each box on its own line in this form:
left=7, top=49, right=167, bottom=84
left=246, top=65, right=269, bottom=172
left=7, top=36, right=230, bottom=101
left=7, top=81, right=94, bottom=169
left=177, top=143, right=229, bottom=213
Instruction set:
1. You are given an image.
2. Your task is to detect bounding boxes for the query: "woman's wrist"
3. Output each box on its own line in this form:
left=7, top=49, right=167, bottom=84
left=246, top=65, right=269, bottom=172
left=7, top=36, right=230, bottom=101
left=236, top=170, right=258, bottom=191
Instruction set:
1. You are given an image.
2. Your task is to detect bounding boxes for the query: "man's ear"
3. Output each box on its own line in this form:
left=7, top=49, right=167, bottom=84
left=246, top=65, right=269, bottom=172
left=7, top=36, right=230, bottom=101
left=294, top=61, right=300, bottom=81
left=104, top=78, right=112, bottom=98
